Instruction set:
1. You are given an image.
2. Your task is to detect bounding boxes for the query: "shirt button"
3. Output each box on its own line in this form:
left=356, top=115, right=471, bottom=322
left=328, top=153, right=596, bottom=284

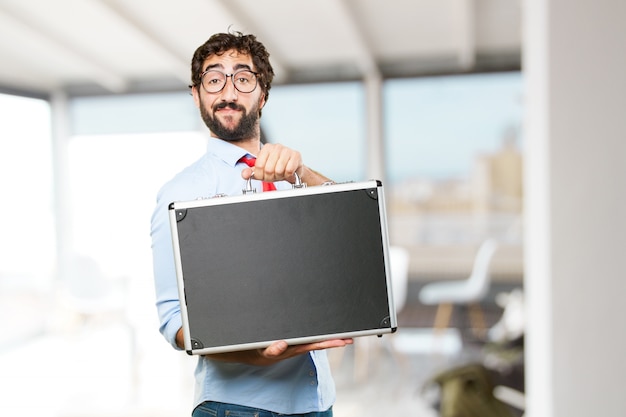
left=309, top=371, right=315, bottom=376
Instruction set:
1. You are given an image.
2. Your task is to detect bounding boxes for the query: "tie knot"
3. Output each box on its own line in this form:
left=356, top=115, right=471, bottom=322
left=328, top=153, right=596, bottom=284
left=239, top=155, right=256, bottom=168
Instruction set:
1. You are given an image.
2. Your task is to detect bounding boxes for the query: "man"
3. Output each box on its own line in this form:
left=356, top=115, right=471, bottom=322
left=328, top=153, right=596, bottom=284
left=151, top=31, right=352, bottom=417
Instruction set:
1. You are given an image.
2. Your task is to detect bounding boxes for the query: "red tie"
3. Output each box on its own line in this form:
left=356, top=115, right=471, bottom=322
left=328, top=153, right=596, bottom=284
left=239, top=156, right=277, bottom=191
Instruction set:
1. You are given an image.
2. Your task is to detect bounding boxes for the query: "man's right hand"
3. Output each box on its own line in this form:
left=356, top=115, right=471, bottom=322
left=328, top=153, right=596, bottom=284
left=205, top=338, right=354, bottom=366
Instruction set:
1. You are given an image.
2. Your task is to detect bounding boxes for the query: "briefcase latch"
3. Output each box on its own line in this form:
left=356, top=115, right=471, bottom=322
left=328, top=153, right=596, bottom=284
left=292, top=172, right=307, bottom=189
left=242, top=172, right=307, bottom=194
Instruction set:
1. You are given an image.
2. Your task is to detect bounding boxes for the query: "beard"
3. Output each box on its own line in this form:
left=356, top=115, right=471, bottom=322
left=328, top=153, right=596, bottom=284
left=199, top=99, right=260, bottom=142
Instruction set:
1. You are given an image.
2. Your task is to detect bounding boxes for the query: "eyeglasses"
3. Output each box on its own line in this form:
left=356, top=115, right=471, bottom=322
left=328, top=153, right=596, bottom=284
left=200, top=69, right=259, bottom=94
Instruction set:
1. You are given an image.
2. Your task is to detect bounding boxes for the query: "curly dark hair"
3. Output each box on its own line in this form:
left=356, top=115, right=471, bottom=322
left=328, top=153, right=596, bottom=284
left=190, top=31, right=275, bottom=102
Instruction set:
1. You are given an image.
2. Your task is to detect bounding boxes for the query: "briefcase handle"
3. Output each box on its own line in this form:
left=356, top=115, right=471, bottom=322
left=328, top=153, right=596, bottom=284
left=242, top=172, right=306, bottom=195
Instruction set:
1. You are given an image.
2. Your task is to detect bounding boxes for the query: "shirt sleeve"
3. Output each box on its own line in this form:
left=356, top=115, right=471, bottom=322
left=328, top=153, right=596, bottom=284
left=150, top=178, right=188, bottom=350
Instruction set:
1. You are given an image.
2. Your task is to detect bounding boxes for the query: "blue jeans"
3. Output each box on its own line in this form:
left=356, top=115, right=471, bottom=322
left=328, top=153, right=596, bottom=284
left=192, top=401, right=332, bottom=417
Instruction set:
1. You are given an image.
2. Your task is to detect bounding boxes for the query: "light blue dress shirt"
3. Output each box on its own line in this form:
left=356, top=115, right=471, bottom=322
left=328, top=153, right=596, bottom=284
left=150, top=137, right=336, bottom=414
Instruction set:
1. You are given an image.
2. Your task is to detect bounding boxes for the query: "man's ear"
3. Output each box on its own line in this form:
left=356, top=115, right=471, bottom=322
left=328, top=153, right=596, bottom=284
left=191, top=86, right=201, bottom=108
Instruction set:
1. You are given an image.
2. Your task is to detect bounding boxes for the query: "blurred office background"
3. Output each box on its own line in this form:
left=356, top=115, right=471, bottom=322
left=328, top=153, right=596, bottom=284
left=1, top=1, right=624, bottom=416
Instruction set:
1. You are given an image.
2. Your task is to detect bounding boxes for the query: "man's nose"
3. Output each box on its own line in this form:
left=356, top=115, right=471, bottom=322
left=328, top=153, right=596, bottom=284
left=220, top=76, right=238, bottom=100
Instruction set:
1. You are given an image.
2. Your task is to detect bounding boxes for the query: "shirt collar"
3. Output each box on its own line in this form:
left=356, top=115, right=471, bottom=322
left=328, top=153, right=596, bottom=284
left=206, top=137, right=256, bottom=167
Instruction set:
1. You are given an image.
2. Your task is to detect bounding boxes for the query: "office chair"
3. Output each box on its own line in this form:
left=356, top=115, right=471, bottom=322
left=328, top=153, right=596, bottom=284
left=418, top=239, right=499, bottom=338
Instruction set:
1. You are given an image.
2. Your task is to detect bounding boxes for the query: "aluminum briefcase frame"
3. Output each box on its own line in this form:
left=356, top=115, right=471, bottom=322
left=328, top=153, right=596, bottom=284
left=168, top=180, right=397, bottom=355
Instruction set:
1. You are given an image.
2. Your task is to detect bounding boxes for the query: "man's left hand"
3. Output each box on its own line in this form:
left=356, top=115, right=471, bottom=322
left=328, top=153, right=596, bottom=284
left=240, top=143, right=333, bottom=186
left=240, top=143, right=302, bottom=184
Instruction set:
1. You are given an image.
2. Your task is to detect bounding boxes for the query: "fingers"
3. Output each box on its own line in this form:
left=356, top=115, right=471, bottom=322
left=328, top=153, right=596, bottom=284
left=255, top=144, right=302, bottom=183
left=314, top=338, right=354, bottom=349
left=240, top=167, right=253, bottom=180
left=263, top=340, right=289, bottom=358
left=262, top=338, right=354, bottom=361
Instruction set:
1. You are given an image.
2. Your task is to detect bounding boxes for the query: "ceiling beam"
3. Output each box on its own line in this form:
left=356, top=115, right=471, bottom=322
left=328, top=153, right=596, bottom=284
left=458, top=0, right=477, bottom=69
left=96, top=0, right=190, bottom=85
left=334, top=0, right=380, bottom=78
left=0, top=2, right=128, bottom=93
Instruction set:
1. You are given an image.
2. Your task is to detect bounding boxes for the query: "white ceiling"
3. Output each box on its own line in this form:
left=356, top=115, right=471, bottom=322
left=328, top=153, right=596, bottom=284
left=0, top=0, right=522, bottom=98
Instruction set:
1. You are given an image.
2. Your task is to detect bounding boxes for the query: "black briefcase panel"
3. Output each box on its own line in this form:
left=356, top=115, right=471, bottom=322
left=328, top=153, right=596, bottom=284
left=169, top=180, right=397, bottom=355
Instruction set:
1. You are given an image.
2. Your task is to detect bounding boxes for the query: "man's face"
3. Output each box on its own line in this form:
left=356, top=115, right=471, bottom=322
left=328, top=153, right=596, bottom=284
left=192, top=50, right=265, bottom=142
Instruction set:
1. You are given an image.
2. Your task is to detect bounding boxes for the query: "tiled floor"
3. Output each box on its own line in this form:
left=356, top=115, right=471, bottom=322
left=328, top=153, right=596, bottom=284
left=330, top=330, right=467, bottom=417
left=0, top=287, right=517, bottom=417
left=0, top=328, right=466, bottom=417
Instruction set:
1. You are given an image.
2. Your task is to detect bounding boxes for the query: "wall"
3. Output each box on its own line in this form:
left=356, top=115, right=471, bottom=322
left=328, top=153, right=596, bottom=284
left=524, top=1, right=626, bottom=416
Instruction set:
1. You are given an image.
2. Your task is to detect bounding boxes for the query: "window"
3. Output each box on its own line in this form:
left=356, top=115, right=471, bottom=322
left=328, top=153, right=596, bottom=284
left=0, top=93, right=54, bottom=346
left=262, top=82, right=366, bottom=183
left=66, top=132, right=207, bottom=279
left=384, top=72, right=524, bottom=280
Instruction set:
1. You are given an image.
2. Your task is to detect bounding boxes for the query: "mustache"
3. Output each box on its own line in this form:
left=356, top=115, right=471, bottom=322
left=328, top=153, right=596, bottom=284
left=214, top=101, right=245, bottom=112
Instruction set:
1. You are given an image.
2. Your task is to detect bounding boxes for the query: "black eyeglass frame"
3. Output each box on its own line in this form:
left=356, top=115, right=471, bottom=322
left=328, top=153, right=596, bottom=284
left=199, top=69, right=259, bottom=94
